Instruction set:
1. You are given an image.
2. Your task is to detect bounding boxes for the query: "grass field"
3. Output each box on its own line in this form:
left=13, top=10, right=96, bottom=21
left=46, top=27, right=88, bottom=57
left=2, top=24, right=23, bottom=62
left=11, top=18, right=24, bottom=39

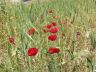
left=0, top=0, right=96, bottom=72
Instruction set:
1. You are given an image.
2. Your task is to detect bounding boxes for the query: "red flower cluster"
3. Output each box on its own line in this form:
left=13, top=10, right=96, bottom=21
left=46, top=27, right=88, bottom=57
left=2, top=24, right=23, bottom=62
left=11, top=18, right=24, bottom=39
left=43, top=22, right=58, bottom=33
left=45, top=22, right=59, bottom=41
left=8, top=21, right=61, bottom=57
left=27, top=28, right=35, bottom=35
left=48, top=47, right=60, bottom=54
left=28, top=48, right=38, bottom=56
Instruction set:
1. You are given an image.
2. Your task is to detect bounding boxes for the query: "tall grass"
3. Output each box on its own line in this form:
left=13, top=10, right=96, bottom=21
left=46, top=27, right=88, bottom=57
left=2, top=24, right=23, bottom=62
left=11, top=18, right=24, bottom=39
left=0, top=0, right=96, bottom=72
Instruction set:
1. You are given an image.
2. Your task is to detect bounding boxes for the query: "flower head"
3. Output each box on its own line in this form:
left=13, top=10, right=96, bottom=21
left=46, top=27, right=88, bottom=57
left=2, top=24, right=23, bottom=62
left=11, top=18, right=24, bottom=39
left=48, top=47, right=60, bottom=54
left=8, top=37, right=15, bottom=45
left=49, top=27, right=59, bottom=33
left=48, top=34, right=57, bottom=41
left=27, top=28, right=35, bottom=35
left=44, top=24, right=52, bottom=29
left=28, top=48, right=38, bottom=56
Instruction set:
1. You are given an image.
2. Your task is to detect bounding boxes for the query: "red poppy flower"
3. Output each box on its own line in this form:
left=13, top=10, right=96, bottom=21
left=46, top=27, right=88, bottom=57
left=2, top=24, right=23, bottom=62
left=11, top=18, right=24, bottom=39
left=48, top=34, right=57, bottom=41
left=27, top=28, right=35, bottom=35
left=44, top=24, right=52, bottom=29
left=51, top=22, right=57, bottom=26
left=28, top=48, right=38, bottom=56
left=8, top=37, right=15, bottom=45
left=48, top=47, right=60, bottom=54
left=49, top=27, right=59, bottom=33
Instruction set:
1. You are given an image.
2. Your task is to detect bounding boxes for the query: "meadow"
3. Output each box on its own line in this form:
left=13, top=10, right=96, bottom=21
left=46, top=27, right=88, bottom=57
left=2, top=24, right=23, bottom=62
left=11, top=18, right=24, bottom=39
left=0, top=0, right=96, bottom=72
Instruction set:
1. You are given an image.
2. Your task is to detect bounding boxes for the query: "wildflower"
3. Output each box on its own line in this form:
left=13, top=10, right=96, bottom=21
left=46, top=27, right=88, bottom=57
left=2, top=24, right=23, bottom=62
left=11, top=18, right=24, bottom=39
left=48, top=47, right=60, bottom=54
left=46, top=24, right=52, bottom=29
left=28, top=48, right=38, bottom=56
left=51, top=22, right=57, bottom=26
left=27, top=28, right=35, bottom=35
left=8, top=37, right=15, bottom=45
left=48, top=34, right=57, bottom=41
left=49, top=27, right=59, bottom=33
left=44, top=24, right=52, bottom=29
